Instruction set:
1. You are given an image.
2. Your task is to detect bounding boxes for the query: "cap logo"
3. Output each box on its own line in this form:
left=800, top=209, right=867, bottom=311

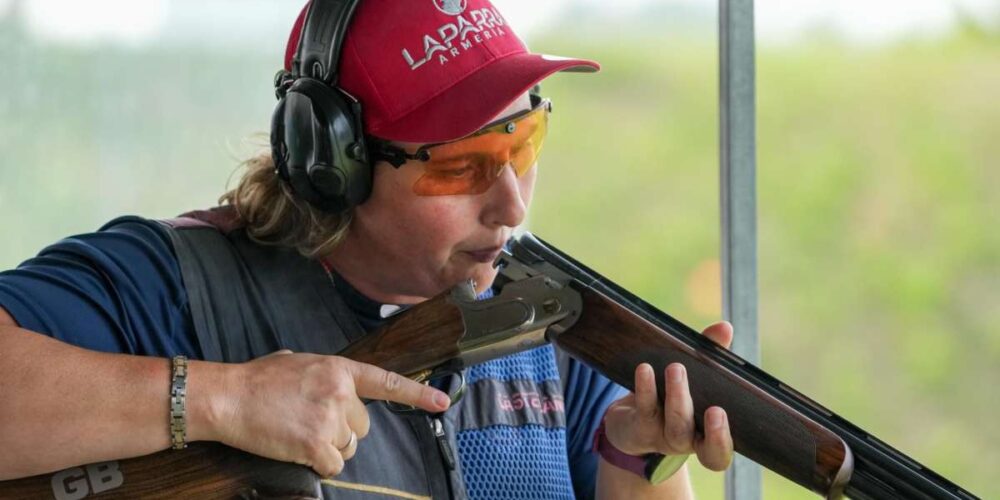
left=434, top=0, right=467, bottom=16
left=401, top=7, right=508, bottom=71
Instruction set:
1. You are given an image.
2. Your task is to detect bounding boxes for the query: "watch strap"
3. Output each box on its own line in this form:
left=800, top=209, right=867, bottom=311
left=169, top=355, right=188, bottom=450
left=592, top=419, right=688, bottom=484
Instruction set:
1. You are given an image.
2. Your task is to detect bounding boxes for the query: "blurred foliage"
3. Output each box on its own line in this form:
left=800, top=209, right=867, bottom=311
left=1, top=8, right=998, bottom=499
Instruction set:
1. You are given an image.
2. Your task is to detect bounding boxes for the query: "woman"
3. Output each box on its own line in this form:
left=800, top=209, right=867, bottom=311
left=0, top=1, right=733, bottom=498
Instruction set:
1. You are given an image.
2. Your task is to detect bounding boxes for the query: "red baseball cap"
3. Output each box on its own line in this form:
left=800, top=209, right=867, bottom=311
left=284, top=0, right=599, bottom=144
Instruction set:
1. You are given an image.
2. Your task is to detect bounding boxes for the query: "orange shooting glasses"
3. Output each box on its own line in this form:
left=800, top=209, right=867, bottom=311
left=371, top=96, right=551, bottom=196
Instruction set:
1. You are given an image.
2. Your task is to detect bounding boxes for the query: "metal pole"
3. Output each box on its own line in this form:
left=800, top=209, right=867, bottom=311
left=719, top=0, right=762, bottom=499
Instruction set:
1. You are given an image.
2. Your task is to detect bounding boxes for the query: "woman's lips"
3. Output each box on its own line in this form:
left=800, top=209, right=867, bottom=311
left=463, top=247, right=503, bottom=263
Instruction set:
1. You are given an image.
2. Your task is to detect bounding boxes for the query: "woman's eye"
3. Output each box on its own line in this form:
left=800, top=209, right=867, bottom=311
left=445, top=167, right=472, bottom=177
left=428, top=160, right=479, bottom=177
left=439, top=166, right=473, bottom=178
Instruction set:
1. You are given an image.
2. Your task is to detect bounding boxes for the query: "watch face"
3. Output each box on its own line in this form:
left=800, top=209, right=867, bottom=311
left=646, top=454, right=690, bottom=485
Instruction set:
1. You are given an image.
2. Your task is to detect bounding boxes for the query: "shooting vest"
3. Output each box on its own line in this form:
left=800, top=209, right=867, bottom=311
left=159, top=208, right=465, bottom=499
left=157, top=208, right=577, bottom=500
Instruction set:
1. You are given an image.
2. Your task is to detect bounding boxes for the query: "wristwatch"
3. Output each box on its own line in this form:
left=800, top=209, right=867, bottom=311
left=592, top=419, right=689, bottom=484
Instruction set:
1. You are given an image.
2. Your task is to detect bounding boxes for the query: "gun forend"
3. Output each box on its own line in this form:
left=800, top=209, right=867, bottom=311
left=510, top=231, right=977, bottom=500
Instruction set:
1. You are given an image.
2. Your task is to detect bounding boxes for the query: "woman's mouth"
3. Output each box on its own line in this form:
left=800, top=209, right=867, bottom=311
left=463, top=247, right=503, bottom=264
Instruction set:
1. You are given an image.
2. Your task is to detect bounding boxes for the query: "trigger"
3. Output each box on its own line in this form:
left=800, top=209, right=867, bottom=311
left=447, top=371, right=467, bottom=406
left=385, top=371, right=466, bottom=415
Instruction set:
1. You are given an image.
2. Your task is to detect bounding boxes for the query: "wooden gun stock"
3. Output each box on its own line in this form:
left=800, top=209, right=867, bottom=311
left=553, top=288, right=852, bottom=498
left=0, top=443, right=319, bottom=499
left=338, top=292, right=467, bottom=376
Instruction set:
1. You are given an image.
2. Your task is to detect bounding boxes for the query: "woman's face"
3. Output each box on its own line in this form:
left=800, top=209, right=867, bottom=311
left=335, top=94, right=536, bottom=303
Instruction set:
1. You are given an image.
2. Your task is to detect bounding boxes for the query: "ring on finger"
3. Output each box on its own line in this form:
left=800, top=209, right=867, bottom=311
left=337, top=431, right=357, bottom=453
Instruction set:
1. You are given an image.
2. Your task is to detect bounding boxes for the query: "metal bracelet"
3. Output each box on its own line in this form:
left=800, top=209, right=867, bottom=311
left=169, top=355, right=188, bottom=450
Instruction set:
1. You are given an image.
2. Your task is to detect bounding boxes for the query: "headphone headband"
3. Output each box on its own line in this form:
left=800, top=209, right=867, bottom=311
left=293, top=0, right=361, bottom=85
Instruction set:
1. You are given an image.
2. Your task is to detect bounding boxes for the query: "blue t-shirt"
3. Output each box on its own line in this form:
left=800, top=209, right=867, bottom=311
left=0, top=218, right=199, bottom=358
left=0, top=217, right=627, bottom=498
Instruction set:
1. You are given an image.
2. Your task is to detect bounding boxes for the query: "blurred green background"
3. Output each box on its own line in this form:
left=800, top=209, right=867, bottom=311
left=0, top=1, right=997, bottom=498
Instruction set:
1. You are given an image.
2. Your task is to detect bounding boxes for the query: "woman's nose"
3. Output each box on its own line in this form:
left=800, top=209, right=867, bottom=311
left=481, top=163, right=527, bottom=229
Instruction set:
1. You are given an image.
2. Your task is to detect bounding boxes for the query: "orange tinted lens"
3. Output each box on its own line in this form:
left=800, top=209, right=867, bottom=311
left=412, top=103, right=548, bottom=196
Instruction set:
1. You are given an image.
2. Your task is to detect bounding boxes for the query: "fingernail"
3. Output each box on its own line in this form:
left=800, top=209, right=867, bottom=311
left=707, top=409, right=724, bottom=430
left=434, top=392, right=451, bottom=409
left=667, top=364, right=684, bottom=384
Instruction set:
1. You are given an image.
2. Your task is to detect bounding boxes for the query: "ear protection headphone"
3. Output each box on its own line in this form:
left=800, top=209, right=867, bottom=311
left=271, top=0, right=370, bottom=214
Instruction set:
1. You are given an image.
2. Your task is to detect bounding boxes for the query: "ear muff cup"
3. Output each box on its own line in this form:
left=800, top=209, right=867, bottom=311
left=271, top=77, right=372, bottom=214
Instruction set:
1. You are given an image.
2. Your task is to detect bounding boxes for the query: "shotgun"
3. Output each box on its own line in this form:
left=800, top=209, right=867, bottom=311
left=0, top=233, right=978, bottom=499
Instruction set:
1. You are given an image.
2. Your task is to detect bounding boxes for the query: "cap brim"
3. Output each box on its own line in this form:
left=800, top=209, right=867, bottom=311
left=369, top=53, right=599, bottom=144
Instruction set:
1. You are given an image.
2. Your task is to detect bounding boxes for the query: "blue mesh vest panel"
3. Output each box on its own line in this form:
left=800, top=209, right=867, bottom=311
left=457, top=345, right=575, bottom=499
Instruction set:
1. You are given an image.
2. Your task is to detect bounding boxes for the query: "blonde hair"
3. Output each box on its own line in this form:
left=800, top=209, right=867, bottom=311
left=219, top=150, right=353, bottom=259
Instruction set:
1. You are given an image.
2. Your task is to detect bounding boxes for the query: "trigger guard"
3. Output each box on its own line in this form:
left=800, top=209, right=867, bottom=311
left=385, top=371, right=466, bottom=415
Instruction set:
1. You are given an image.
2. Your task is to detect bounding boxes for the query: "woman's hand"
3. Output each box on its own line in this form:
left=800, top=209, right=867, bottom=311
left=195, top=350, right=450, bottom=477
left=602, top=321, right=736, bottom=473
